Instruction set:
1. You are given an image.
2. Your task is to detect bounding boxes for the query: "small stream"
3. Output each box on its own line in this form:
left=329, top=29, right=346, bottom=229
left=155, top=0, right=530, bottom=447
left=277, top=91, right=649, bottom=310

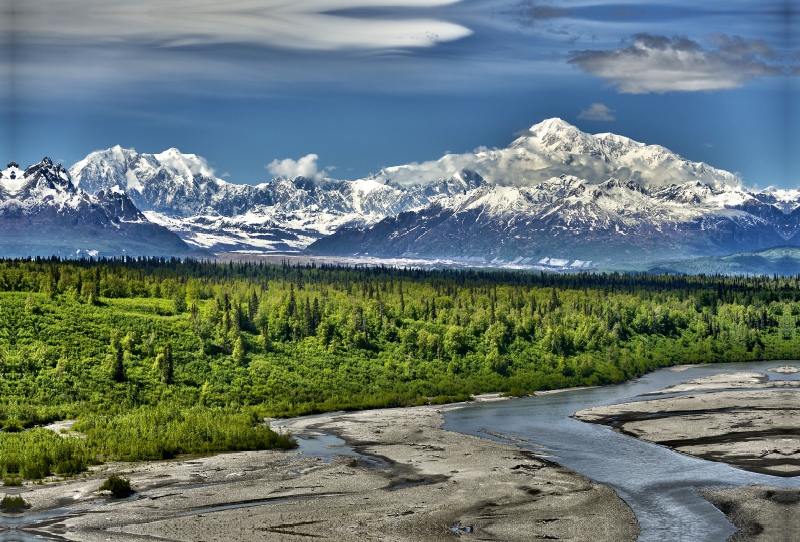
left=0, top=506, right=86, bottom=542
left=443, top=360, right=800, bottom=542
left=0, top=493, right=143, bottom=542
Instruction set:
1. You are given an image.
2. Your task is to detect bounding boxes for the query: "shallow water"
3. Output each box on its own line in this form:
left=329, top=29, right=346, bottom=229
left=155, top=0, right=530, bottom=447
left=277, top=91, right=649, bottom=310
left=0, top=535, right=57, bottom=542
left=0, top=492, right=140, bottom=541
left=5, top=361, right=798, bottom=541
left=443, top=361, right=800, bottom=542
left=0, top=506, right=79, bottom=542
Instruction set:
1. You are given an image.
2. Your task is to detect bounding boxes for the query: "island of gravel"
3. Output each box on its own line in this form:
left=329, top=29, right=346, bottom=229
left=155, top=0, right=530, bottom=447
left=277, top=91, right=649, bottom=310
left=573, top=367, right=800, bottom=542
left=1, top=398, right=640, bottom=542
left=573, top=370, right=800, bottom=476
left=697, top=485, right=800, bottom=542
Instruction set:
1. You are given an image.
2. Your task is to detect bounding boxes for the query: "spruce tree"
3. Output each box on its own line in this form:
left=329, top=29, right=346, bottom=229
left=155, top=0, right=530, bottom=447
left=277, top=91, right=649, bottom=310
left=248, top=291, right=259, bottom=324
left=262, top=322, right=271, bottom=352
left=113, top=345, right=126, bottom=383
left=162, top=343, right=174, bottom=384
left=304, top=297, right=312, bottom=337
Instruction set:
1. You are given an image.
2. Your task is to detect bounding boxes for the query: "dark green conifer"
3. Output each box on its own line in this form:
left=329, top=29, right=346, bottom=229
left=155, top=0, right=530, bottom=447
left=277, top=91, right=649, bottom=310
left=113, top=345, right=125, bottom=383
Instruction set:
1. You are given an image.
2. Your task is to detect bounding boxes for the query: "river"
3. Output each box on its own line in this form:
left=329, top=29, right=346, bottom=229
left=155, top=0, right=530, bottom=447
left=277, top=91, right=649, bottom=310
left=3, top=361, right=797, bottom=541
left=443, top=360, right=800, bottom=542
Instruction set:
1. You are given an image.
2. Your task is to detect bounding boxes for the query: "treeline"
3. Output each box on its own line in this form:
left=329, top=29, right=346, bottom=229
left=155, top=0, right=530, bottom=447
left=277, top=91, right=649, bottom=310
left=1, top=257, right=800, bottom=479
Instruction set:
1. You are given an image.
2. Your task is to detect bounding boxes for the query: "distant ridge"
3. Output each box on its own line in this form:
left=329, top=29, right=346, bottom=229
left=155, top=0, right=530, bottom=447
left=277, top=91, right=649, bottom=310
left=648, top=247, right=800, bottom=276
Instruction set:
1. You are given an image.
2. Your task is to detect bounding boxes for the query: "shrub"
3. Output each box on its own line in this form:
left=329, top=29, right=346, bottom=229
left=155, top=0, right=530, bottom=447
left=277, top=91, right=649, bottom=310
left=98, top=475, right=133, bottom=498
left=0, top=429, right=92, bottom=480
left=77, top=404, right=296, bottom=461
left=0, top=494, right=29, bottom=511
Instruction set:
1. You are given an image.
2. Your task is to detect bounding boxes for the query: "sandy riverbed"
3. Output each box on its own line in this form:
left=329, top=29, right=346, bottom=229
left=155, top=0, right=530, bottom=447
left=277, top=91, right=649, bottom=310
left=2, top=402, right=640, bottom=541
left=574, top=377, right=800, bottom=477
left=697, top=485, right=800, bottom=542
left=571, top=368, right=800, bottom=539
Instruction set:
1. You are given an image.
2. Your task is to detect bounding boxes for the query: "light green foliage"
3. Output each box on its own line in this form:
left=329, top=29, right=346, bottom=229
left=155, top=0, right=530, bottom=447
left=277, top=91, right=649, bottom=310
left=0, top=429, right=91, bottom=479
left=76, top=404, right=293, bottom=461
left=0, top=258, right=797, bottom=478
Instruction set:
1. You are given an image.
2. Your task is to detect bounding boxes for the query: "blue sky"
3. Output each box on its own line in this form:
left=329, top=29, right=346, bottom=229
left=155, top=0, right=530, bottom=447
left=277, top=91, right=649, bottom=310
left=1, top=0, right=797, bottom=188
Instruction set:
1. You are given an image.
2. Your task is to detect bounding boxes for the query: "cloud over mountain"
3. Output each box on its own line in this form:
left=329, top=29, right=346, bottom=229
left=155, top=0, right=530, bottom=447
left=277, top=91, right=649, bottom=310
left=569, top=33, right=782, bottom=93
left=578, top=103, right=615, bottom=121
left=267, top=154, right=326, bottom=182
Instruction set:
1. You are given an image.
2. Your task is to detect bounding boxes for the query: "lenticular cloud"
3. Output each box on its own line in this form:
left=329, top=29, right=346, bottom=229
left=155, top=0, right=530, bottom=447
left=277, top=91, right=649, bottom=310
left=5, top=0, right=472, bottom=51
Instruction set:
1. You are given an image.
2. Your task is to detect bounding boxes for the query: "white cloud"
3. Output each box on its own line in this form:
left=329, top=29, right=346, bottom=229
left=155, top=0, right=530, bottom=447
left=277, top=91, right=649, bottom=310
left=569, top=33, right=782, bottom=94
left=366, top=118, right=742, bottom=189
left=267, top=154, right=325, bottom=181
left=578, top=103, right=615, bottom=121
left=10, top=0, right=471, bottom=51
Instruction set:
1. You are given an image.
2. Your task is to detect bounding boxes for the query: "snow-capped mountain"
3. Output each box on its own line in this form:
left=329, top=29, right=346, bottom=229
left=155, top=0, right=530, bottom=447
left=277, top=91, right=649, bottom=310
left=65, top=118, right=800, bottom=265
left=366, top=118, right=742, bottom=190
left=309, top=119, right=800, bottom=265
left=70, top=147, right=482, bottom=252
left=0, top=158, right=204, bottom=258
left=309, top=175, right=794, bottom=264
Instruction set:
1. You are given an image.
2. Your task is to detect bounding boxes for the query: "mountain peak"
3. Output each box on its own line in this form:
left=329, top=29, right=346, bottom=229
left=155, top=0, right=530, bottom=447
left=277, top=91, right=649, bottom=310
left=515, top=118, right=600, bottom=156
left=528, top=118, right=578, bottom=134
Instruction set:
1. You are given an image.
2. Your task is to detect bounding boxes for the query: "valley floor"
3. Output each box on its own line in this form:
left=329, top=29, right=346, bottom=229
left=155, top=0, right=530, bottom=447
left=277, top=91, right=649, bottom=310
left=2, top=401, right=640, bottom=541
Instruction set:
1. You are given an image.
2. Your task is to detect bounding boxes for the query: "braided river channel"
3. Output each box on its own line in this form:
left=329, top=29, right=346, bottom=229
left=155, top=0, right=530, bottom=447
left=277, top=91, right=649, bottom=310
left=443, top=360, right=800, bottom=542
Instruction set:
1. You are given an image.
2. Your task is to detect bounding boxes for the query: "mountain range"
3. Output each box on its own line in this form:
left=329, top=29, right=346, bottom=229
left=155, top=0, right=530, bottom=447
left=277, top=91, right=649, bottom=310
left=70, top=147, right=481, bottom=253
left=309, top=119, right=799, bottom=265
left=5, top=118, right=800, bottom=268
left=0, top=159, right=203, bottom=259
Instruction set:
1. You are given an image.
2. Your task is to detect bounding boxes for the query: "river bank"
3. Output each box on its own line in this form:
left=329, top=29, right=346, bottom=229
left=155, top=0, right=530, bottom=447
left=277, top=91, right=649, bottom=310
left=1, top=402, right=640, bottom=541
left=573, top=371, right=800, bottom=477
left=698, top=485, right=800, bottom=542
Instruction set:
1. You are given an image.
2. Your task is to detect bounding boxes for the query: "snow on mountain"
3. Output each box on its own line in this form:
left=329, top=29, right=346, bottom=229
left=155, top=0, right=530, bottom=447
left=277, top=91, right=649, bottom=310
left=67, top=119, right=800, bottom=264
left=309, top=172, right=793, bottom=264
left=366, top=118, right=743, bottom=190
left=70, top=149, right=483, bottom=252
left=307, top=120, right=800, bottom=264
left=0, top=159, right=204, bottom=258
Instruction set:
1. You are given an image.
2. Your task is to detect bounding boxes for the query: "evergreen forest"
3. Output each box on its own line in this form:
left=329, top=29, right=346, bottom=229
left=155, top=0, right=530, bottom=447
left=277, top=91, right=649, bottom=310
left=0, top=257, right=798, bottom=481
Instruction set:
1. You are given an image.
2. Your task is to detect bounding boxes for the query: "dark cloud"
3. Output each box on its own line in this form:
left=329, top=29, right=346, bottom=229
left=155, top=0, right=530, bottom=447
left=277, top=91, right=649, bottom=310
left=568, top=33, right=783, bottom=93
